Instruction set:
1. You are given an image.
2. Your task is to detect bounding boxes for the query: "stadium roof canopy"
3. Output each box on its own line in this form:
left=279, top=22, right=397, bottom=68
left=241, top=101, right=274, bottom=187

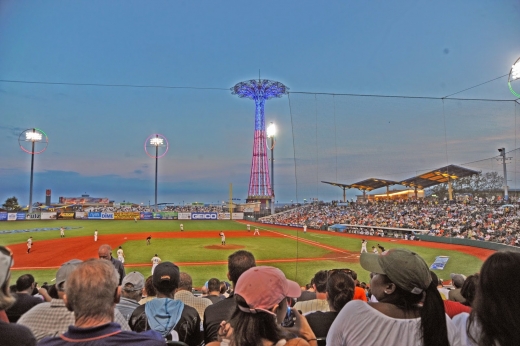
left=400, top=164, right=480, bottom=189
left=348, top=178, right=400, bottom=191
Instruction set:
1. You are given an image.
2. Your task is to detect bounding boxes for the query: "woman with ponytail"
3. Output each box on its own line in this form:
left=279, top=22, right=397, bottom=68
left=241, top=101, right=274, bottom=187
left=327, top=248, right=461, bottom=346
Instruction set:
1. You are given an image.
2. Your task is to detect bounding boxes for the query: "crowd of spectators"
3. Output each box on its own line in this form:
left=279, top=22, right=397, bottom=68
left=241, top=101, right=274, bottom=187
left=83, top=205, right=224, bottom=213
left=261, top=198, right=520, bottom=246
left=1, top=243, right=519, bottom=345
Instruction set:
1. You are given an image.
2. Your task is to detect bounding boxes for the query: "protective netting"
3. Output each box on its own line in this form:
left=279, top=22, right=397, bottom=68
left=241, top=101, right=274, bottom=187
left=287, top=93, right=519, bottom=202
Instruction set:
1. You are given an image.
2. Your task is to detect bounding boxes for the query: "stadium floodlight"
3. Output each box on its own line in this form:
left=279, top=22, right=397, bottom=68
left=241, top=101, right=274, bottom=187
left=266, top=122, right=276, bottom=215
left=498, top=147, right=509, bottom=201
left=18, top=128, right=48, bottom=213
left=508, top=57, right=520, bottom=98
left=144, top=134, right=169, bottom=212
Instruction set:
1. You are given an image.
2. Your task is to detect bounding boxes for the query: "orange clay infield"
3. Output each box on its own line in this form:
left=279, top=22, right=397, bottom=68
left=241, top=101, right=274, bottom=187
left=9, top=223, right=495, bottom=270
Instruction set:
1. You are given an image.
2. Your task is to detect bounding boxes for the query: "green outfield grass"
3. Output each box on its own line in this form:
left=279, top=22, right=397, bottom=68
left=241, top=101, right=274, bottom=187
left=1, top=220, right=486, bottom=287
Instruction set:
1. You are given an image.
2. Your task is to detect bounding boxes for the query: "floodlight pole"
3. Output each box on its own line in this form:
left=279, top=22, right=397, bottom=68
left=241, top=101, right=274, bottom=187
left=28, top=130, right=36, bottom=213
left=499, top=148, right=509, bottom=202
left=267, top=122, right=276, bottom=215
left=155, top=142, right=158, bottom=212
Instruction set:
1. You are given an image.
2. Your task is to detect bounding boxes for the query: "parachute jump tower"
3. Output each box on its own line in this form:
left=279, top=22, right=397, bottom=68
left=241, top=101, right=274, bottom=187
left=231, top=79, right=288, bottom=207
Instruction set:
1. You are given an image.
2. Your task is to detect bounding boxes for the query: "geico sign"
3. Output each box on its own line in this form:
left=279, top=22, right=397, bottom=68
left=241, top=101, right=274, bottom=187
left=192, top=213, right=217, bottom=220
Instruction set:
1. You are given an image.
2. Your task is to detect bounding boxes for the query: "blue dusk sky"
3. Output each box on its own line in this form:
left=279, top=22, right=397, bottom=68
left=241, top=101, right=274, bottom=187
left=0, top=1, right=519, bottom=206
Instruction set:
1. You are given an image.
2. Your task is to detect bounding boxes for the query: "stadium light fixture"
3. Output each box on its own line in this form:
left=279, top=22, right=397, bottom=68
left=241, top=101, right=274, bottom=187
left=144, top=134, right=169, bottom=212
left=508, top=57, right=520, bottom=98
left=266, top=122, right=276, bottom=215
left=498, top=147, right=509, bottom=201
left=18, top=128, right=48, bottom=213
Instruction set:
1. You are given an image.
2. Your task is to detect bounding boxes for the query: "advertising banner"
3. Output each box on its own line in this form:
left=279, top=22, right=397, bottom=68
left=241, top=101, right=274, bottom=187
left=41, top=212, right=57, bottom=220
left=0, top=212, right=7, bottom=221
left=88, top=212, right=102, bottom=220
left=140, top=212, right=154, bottom=220
left=191, top=212, right=218, bottom=220
left=16, top=212, right=26, bottom=220
left=157, top=211, right=178, bottom=220
left=430, top=256, right=450, bottom=270
left=26, top=213, right=41, bottom=220
left=101, top=212, right=114, bottom=220
left=114, top=212, right=140, bottom=220
left=57, top=212, right=75, bottom=219
left=59, top=197, right=109, bottom=204
left=7, top=213, right=17, bottom=221
left=178, top=213, right=191, bottom=220
left=75, top=212, right=86, bottom=219
left=218, top=213, right=245, bottom=220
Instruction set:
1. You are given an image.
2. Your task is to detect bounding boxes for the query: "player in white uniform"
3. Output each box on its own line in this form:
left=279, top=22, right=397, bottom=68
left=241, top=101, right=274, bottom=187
left=60, top=227, right=65, bottom=238
left=27, top=237, right=33, bottom=253
left=151, top=254, right=161, bottom=274
left=361, top=239, right=368, bottom=253
left=247, top=224, right=250, bottom=232
left=94, top=230, right=98, bottom=242
left=303, top=225, right=307, bottom=233
left=253, top=228, right=260, bottom=236
left=372, top=246, right=379, bottom=254
left=219, top=231, right=226, bottom=245
left=180, top=224, right=184, bottom=231
left=117, top=246, right=125, bottom=263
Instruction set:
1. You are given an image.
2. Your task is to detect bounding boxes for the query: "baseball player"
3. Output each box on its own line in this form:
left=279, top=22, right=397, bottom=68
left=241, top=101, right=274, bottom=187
left=303, top=224, right=307, bottom=233
left=180, top=223, right=184, bottom=231
left=60, top=227, right=65, bottom=238
left=361, top=239, right=368, bottom=253
left=117, top=246, right=125, bottom=263
left=146, top=235, right=152, bottom=245
left=253, top=228, right=260, bottom=236
left=94, top=230, right=98, bottom=242
left=219, top=231, right=226, bottom=245
left=27, top=237, right=33, bottom=253
left=151, top=254, right=161, bottom=274
left=247, top=224, right=250, bottom=232
left=372, top=246, right=379, bottom=254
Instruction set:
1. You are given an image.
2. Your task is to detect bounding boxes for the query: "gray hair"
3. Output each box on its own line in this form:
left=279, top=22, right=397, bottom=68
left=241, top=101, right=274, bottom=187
left=66, top=259, right=118, bottom=322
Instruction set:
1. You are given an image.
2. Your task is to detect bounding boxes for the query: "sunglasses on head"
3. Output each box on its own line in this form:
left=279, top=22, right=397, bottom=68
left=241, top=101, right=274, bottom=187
left=328, top=268, right=353, bottom=277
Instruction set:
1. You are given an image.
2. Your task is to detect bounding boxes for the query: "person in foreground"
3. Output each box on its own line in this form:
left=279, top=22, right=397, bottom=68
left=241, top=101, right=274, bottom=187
left=0, top=245, right=37, bottom=346
left=208, top=266, right=318, bottom=346
left=452, top=251, right=520, bottom=346
left=38, top=259, right=164, bottom=345
left=327, top=248, right=461, bottom=346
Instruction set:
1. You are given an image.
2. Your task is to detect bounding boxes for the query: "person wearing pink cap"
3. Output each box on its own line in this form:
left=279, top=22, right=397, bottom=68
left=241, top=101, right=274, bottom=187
left=210, top=266, right=318, bottom=346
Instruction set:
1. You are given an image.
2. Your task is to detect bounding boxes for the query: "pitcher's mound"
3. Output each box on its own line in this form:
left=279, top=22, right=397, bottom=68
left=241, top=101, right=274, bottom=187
left=205, top=244, right=244, bottom=250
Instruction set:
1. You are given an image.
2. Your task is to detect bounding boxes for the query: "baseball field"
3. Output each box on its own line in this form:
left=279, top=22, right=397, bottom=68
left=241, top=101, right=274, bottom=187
left=0, top=219, right=492, bottom=287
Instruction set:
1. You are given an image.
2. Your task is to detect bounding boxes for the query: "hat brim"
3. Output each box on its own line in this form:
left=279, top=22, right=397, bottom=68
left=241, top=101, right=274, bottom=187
left=285, top=279, right=302, bottom=298
left=360, top=253, right=385, bottom=274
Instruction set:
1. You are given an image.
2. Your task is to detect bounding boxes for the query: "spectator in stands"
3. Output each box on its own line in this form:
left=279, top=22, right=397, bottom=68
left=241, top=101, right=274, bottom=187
left=0, top=246, right=37, bottom=346
left=298, top=278, right=316, bottom=302
left=209, top=266, right=317, bottom=346
left=346, top=269, right=368, bottom=302
left=327, top=248, right=460, bottom=346
left=116, top=271, right=144, bottom=321
left=294, top=270, right=329, bottom=314
left=138, top=275, right=156, bottom=305
left=306, top=269, right=355, bottom=340
left=429, top=271, right=470, bottom=319
left=203, top=278, right=223, bottom=304
left=18, top=260, right=131, bottom=341
left=98, top=244, right=125, bottom=285
left=203, top=250, right=256, bottom=345
left=38, top=259, right=164, bottom=345
left=448, top=273, right=467, bottom=304
left=129, top=262, right=202, bottom=345
left=174, top=272, right=212, bottom=320
left=459, top=274, right=478, bottom=307
left=453, top=252, right=520, bottom=346
left=6, top=274, right=50, bottom=322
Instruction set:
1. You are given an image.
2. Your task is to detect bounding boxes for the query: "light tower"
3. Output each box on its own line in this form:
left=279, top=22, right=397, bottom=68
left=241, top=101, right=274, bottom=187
left=144, top=134, right=169, bottom=212
left=18, top=128, right=48, bottom=213
left=231, top=79, right=288, bottom=208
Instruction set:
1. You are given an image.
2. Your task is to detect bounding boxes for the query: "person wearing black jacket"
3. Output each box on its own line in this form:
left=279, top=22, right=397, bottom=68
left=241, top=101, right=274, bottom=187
left=129, top=262, right=202, bottom=346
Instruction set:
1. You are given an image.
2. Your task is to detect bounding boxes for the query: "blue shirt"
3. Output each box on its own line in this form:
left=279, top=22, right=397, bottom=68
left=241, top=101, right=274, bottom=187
left=38, top=322, right=164, bottom=345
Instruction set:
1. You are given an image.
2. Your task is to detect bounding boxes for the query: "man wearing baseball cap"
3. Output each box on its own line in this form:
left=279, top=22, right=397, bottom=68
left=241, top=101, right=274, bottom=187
left=129, top=262, right=202, bottom=345
left=18, top=259, right=132, bottom=342
left=116, top=271, right=145, bottom=321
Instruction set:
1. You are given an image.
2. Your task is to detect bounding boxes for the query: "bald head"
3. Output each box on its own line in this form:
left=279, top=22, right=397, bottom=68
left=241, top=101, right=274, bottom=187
left=98, top=244, right=112, bottom=260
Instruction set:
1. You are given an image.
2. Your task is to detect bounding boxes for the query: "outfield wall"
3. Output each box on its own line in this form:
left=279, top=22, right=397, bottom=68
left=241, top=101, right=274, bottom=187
left=0, top=211, right=244, bottom=221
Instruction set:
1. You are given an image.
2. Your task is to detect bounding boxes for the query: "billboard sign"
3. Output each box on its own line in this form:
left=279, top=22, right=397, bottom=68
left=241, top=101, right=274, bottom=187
left=178, top=213, right=191, bottom=220
left=140, top=212, right=154, bottom=220
left=26, top=213, right=41, bottom=220
left=191, top=212, right=218, bottom=220
left=16, top=212, right=26, bottom=220
left=88, top=212, right=102, bottom=219
left=114, top=212, right=139, bottom=220
left=0, top=212, right=7, bottom=221
left=41, top=212, right=57, bottom=220
left=101, top=212, right=114, bottom=220
left=7, top=213, right=17, bottom=221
